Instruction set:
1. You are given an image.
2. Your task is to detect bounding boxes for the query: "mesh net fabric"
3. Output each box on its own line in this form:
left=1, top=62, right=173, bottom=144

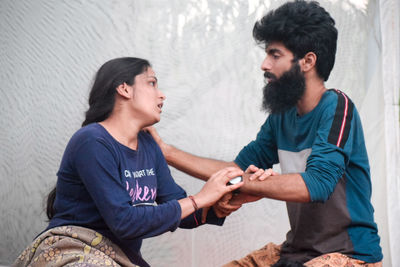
left=0, top=0, right=398, bottom=266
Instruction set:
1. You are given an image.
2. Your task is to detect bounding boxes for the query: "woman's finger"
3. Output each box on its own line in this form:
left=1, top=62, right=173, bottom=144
left=226, top=181, right=244, bottom=192
left=210, top=167, right=240, bottom=180
left=212, top=168, right=244, bottom=184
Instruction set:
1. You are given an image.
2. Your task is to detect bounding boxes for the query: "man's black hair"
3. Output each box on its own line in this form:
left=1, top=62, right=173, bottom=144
left=253, top=0, right=338, bottom=81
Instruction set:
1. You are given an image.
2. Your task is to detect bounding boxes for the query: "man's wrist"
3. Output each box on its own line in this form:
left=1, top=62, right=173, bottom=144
left=162, top=143, right=173, bottom=161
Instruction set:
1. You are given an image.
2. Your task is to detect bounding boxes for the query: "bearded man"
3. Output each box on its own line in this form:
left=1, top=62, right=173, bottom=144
left=147, top=1, right=383, bottom=266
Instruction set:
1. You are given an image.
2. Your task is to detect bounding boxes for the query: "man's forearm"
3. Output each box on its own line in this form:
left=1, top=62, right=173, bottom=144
left=163, top=144, right=237, bottom=181
left=240, top=173, right=311, bottom=202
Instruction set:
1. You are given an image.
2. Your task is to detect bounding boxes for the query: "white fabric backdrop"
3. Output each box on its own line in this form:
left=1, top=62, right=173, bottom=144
left=0, top=0, right=398, bottom=266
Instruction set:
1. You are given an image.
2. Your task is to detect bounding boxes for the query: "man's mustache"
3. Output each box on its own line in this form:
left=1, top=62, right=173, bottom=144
left=264, top=72, right=277, bottom=81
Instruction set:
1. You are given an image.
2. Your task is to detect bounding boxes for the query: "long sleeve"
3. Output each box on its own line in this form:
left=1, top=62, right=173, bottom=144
left=301, top=91, right=355, bottom=202
left=234, top=117, right=279, bottom=170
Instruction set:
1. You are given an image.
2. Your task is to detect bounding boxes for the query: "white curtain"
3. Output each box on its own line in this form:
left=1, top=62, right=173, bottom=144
left=0, top=0, right=398, bottom=266
left=378, top=0, right=400, bottom=264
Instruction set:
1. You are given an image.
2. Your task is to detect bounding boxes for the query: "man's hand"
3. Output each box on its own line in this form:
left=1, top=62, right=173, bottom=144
left=212, top=193, right=242, bottom=218
left=246, top=164, right=279, bottom=181
left=143, top=126, right=169, bottom=156
left=201, top=193, right=241, bottom=222
left=229, top=192, right=262, bottom=205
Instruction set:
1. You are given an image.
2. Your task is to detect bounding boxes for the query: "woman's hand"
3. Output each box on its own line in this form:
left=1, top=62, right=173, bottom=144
left=214, top=165, right=265, bottom=209
left=194, top=167, right=244, bottom=209
left=223, top=165, right=279, bottom=206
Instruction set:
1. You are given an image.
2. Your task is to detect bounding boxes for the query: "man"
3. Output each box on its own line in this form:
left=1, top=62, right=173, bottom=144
left=148, top=1, right=383, bottom=266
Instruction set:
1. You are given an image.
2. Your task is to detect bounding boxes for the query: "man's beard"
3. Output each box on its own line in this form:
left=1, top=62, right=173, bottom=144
left=262, top=62, right=305, bottom=114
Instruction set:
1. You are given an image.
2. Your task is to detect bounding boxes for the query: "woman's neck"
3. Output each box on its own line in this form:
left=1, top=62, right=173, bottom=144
left=99, top=115, right=142, bottom=150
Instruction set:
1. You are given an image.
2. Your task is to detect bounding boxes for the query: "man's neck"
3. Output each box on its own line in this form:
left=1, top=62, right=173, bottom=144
left=296, top=77, right=326, bottom=116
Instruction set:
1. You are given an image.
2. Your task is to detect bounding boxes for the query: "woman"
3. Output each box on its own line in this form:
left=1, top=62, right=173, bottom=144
left=13, top=57, right=243, bottom=267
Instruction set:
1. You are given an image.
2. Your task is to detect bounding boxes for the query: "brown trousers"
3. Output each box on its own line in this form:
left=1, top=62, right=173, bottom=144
left=223, top=243, right=382, bottom=267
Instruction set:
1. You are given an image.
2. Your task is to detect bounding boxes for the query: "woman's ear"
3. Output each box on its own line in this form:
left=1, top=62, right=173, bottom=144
left=300, top=52, right=317, bottom=72
left=116, top=83, right=132, bottom=99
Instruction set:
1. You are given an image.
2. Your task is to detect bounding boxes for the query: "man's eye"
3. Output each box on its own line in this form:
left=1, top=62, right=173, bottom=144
left=149, top=81, right=155, bottom=86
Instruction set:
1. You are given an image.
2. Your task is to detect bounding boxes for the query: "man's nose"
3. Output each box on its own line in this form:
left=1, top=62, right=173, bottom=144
left=261, top=56, right=272, bottom=71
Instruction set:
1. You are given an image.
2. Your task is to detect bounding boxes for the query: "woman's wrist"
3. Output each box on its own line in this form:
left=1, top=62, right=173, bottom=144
left=188, top=195, right=199, bottom=211
left=192, top=193, right=208, bottom=209
left=178, top=196, right=199, bottom=219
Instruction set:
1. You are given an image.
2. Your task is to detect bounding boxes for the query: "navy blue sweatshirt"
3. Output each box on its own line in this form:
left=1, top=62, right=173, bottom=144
left=47, top=123, right=224, bottom=266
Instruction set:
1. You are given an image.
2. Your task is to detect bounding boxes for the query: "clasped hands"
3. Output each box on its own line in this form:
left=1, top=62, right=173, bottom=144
left=211, top=165, right=279, bottom=219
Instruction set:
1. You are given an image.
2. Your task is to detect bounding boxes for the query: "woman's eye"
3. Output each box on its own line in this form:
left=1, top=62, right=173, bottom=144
left=149, top=81, right=155, bottom=86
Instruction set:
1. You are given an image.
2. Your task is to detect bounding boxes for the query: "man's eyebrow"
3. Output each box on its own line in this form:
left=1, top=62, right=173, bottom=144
left=266, top=48, right=282, bottom=54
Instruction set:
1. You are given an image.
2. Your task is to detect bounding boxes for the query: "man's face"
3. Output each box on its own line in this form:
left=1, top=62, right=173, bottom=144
left=261, top=42, right=294, bottom=81
left=261, top=42, right=306, bottom=114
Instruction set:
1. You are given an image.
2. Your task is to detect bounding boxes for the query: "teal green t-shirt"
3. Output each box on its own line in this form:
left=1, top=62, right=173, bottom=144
left=235, top=89, right=382, bottom=263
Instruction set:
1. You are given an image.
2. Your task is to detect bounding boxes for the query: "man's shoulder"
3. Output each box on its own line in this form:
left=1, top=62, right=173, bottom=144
left=325, top=89, right=355, bottom=105
left=318, top=89, right=356, bottom=114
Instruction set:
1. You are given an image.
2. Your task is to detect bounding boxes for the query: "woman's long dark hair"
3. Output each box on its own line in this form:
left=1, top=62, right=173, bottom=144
left=46, top=57, right=151, bottom=220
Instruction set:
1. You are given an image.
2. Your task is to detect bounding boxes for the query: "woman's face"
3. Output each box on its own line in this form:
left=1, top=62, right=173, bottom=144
left=131, top=67, right=166, bottom=126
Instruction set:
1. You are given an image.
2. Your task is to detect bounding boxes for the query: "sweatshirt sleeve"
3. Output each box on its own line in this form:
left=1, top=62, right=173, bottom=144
left=179, top=207, right=225, bottom=228
left=235, top=117, right=279, bottom=170
left=301, top=91, right=355, bottom=202
left=73, top=138, right=182, bottom=241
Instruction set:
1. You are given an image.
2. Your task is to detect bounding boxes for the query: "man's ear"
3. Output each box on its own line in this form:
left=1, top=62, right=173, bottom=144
left=300, top=52, right=317, bottom=72
left=116, top=83, right=132, bottom=99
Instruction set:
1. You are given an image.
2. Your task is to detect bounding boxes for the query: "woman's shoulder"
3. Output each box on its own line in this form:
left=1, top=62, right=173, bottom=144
left=76, top=122, right=109, bottom=136
left=68, top=123, right=111, bottom=148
